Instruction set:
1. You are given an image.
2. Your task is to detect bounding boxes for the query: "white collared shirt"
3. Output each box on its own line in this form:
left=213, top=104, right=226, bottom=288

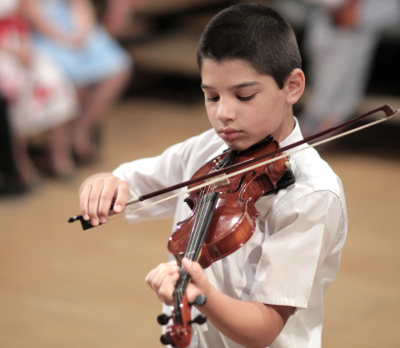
left=113, top=119, right=347, bottom=348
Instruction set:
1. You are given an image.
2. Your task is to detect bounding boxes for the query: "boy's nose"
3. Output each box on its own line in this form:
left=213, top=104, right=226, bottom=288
left=216, top=99, right=236, bottom=123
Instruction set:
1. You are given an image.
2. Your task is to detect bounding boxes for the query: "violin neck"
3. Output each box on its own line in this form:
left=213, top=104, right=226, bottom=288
left=173, top=191, right=220, bottom=323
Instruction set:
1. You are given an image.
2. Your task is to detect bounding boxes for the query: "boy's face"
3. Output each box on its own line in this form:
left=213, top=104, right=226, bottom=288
left=201, top=59, right=296, bottom=151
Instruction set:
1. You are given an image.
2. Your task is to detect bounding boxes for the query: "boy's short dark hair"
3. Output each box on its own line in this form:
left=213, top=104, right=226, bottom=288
left=197, top=3, right=302, bottom=89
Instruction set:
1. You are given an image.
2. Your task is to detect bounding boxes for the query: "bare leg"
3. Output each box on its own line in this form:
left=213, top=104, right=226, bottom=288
left=47, top=122, right=75, bottom=178
left=72, top=70, right=131, bottom=163
left=12, top=133, right=41, bottom=187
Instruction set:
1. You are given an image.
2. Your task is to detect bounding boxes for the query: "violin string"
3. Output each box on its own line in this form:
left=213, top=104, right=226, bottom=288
left=175, top=195, right=211, bottom=322
left=176, top=190, right=220, bottom=318
left=174, top=188, right=209, bottom=318
left=183, top=164, right=224, bottom=268
left=174, top=159, right=225, bottom=322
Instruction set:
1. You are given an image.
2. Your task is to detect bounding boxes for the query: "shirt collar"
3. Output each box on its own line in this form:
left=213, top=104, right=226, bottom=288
left=279, top=117, right=304, bottom=147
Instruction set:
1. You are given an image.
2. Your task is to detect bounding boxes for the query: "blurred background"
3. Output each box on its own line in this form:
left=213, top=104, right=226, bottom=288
left=1, top=0, right=399, bottom=347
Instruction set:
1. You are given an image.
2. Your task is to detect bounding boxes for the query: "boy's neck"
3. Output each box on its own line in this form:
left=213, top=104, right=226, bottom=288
left=272, top=113, right=295, bottom=143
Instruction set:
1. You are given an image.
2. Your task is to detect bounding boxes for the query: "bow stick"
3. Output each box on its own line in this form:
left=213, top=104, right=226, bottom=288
left=68, top=104, right=398, bottom=230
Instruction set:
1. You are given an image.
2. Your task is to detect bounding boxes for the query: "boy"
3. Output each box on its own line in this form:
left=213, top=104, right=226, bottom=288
left=79, top=4, right=347, bottom=347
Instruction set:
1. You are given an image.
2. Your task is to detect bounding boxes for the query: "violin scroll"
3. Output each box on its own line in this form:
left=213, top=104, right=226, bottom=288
left=158, top=293, right=207, bottom=348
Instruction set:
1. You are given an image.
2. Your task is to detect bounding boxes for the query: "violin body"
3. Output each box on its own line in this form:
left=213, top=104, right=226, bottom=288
left=168, top=139, right=289, bottom=268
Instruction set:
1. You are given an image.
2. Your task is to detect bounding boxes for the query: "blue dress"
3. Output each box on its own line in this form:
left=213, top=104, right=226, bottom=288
left=32, top=0, right=132, bottom=86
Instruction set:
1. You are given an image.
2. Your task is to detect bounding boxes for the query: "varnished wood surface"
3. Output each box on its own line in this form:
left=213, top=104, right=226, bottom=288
left=1, top=98, right=399, bottom=348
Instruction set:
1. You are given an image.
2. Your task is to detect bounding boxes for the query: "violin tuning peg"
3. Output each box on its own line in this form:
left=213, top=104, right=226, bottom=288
left=157, top=313, right=172, bottom=325
left=189, top=314, right=207, bottom=325
left=160, top=333, right=173, bottom=346
left=188, top=294, right=207, bottom=307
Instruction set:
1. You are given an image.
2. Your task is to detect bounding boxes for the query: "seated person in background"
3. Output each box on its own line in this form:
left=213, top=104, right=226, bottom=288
left=77, top=4, right=347, bottom=347
left=98, top=0, right=144, bottom=37
left=0, top=0, right=79, bottom=183
left=24, top=0, right=133, bottom=163
left=299, top=0, right=400, bottom=137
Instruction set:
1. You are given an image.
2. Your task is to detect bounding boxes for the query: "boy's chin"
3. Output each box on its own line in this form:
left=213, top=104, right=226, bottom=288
left=226, top=137, right=269, bottom=152
left=223, top=141, right=249, bottom=152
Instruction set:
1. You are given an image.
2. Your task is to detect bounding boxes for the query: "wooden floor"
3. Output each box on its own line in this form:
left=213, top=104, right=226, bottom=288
left=1, top=97, right=399, bottom=348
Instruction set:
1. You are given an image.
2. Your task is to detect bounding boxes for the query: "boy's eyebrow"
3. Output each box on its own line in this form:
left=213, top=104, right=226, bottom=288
left=232, top=82, right=261, bottom=89
left=201, top=81, right=261, bottom=90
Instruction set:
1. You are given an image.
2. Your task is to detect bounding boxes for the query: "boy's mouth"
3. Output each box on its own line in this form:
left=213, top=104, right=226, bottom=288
left=218, top=128, right=242, bottom=141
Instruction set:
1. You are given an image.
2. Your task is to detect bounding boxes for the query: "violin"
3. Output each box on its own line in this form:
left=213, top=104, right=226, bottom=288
left=168, top=136, right=292, bottom=268
left=67, top=104, right=398, bottom=348
left=156, top=136, right=293, bottom=347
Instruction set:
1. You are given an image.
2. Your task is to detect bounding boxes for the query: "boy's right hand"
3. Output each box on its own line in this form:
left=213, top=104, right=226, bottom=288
left=79, top=172, right=129, bottom=226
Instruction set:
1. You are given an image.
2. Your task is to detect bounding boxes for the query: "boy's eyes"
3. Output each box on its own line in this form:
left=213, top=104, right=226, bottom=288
left=205, top=93, right=256, bottom=102
left=237, top=93, right=256, bottom=101
left=206, top=96, right=219, bottom=102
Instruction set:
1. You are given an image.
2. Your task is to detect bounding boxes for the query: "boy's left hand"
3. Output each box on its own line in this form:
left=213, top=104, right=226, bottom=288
left=145, top=258, right=211, bottom=306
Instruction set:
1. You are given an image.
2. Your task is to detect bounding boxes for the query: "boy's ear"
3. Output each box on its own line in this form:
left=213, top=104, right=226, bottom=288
left=285, top=68, right=305, bottom=105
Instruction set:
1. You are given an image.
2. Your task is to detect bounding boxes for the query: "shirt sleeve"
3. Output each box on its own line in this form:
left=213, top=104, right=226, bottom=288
left=112, top=129, right=225, bottom=223
left=113, top=142, right=192, bottom=222
left=249, top=190, right=346, bottom=309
